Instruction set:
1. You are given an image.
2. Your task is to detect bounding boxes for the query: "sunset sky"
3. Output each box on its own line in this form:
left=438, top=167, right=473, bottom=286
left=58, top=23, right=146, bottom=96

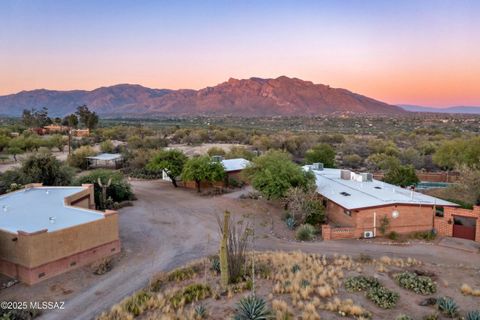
left=1, top=0, right=479, bottom=107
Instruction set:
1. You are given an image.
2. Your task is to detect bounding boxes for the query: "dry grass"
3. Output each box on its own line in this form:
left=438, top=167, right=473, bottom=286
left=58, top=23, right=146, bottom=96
left=460, top=283, right=480, bottom=297
left=96, top=251, right=457, bottom=320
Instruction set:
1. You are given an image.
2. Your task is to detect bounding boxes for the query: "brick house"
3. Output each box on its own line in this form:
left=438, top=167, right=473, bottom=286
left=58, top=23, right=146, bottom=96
left=0, top=184, right=120, bottom=285
left=434, top=206, right=480, bottom=242
left=166, top=158, right=251, bottom=189
left=303, top=166, right=458, bottom=240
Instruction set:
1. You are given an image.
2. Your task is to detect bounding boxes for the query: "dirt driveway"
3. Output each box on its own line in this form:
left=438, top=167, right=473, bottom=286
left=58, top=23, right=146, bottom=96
left=2, top=180, right=479, bottom=320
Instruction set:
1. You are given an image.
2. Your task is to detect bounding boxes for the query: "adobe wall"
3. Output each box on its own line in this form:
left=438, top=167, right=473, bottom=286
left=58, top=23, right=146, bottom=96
left=64, top=184, right=95, bottom=209
left=18, top=212, right=119, bottom=268
left=434, top=206, right=480, bottom=242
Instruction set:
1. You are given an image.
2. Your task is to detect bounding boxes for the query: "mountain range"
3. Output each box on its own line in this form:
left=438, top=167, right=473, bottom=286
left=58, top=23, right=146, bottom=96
left=399, top=105, right=480, bottom=114
left=0, top=76, right=405, bottom=117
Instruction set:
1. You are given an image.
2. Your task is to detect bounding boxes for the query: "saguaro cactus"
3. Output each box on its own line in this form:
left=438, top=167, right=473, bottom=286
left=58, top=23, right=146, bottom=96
left=97, top=177, right=112, bottom=210
left=220, top=210, right=230, bottom=288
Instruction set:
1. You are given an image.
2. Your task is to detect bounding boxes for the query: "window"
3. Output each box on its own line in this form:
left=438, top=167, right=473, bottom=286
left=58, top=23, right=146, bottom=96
left=344, top=209, right=352, bottom=216
left=435, top=206, right=444, bottom=217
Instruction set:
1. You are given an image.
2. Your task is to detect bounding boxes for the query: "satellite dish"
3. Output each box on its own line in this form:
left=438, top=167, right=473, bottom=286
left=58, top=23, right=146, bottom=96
left=392, top=210, right=400, bottom=219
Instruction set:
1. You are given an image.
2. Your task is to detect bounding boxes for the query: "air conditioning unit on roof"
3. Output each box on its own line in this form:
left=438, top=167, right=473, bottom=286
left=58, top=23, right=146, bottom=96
left=363, top=231, right=374, bottom=239
left=312, top=163, right=324, bottom=171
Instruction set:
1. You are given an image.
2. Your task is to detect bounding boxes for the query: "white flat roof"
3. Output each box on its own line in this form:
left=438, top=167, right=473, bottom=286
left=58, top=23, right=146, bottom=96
left=87, top=153, right=123, bottom=161
left=304, top=166, right=458, bottom=210
left=0, top=187, right=104, bottom=234
left=221, top=158, right=251, bottom=172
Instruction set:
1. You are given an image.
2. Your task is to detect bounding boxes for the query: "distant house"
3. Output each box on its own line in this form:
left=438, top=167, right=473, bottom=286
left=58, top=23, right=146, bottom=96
left=86, top=153, right=124, bottom=169
left=176, top=157, right=251, bottom=190
left=44, top=124, right=69, bottom=134
left=72, top=128, right=90, bottom=137
left=304, top=165, right=458, bottom=240
left=0, top=184, right=120, bottom=284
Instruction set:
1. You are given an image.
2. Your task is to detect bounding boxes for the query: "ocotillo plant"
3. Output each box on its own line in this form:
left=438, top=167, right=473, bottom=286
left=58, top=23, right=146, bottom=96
left=97, top=177, right=112, bottom=210
left=220, top=210, right=230, bottom=288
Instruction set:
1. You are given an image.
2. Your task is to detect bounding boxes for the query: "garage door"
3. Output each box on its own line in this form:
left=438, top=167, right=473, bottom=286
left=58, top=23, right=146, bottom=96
left=452, top=216, right=476, bottom=241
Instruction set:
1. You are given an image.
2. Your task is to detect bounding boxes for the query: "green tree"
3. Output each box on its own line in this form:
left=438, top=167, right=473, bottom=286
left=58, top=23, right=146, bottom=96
left=21, top=107, right=51, bottom=128
left=243, top=150, right=315, bottom=199
left=62, top=114, right=79, bottom=128
left=18, top=153, right=74, bottom=186
left=67, top=145, right=96, bottom=169
left=181, top=156, right=225, bottom=192
left=147, top=149, right=187, bottom=187
left=0, top=135, right=11, bottom=152
left=100, top=140, right=115, bottom=153
left=76, top=105, right=99, bottom=130
left=383, top=164, right=419, bottom=187
left=304, top=143, right=336, bottom=167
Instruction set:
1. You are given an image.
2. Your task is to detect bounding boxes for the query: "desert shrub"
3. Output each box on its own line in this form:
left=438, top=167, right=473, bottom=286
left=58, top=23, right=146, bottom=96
left=410, top=230, right=437, bottom=241
left=379, top=215, right=390, bottom=235
left=285, top=187, right=325, bottom=226
left=465, top=310, right=480, bottom=320
left=233, top=295, right=271, bottom=320
left=394, top=271, right=436, bottom=295
left=123, top=290, right=152, bottom=317
left=0, top=153, right=74, bottom=191
left=460, top=283, right=480, bottom=296
left=437, top=297, right=459, bottom=318
left=100, top=140, right=115, bottom=153
left=210, top=256, right=221, bottom=274
left=344, top=276, right=380, bottom=292
left=167, top=265, right=199, bottom=282
left=366, top=286, right=400, bottom=309
left=0, top=308, right=41, bottom=320
left=93, top=258, right=113, bottom=275
left=422, top=313, right=439, bottom=320
left=67, top=145, right=96, bottom=169
left=75, top=169, right=133, bottom=207
left=295, top=224, right=316, bottom=241
left=396, top=315, right=413, bottom=320
left=228, top=176, right=244, bottom=188
left=388, top=231, right=399, bottom=240
left=170, top=284, right=211, bottom=308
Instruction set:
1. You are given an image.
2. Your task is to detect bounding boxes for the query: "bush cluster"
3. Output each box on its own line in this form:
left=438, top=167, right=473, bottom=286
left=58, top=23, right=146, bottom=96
left=344, top=275, right=399, bottom=309
left=393, top=271, right=436, bottom=295
left=295, top=224, right=316, bottom=241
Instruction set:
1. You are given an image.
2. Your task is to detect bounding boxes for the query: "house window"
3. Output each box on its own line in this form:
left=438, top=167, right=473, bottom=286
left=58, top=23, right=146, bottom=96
left=344, top=209, right=352, bottom=216
left=435, top=206, right=444, bottom=217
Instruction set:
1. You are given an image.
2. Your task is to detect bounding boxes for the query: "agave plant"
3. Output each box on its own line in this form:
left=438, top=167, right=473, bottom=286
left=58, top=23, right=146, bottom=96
left=234, top=295, right=272, bottom=320
left=194, top=304, right=207, bottom=319
left=437, top=297, right=459, bottom=318
left=465, top=310, right=480, bottom=320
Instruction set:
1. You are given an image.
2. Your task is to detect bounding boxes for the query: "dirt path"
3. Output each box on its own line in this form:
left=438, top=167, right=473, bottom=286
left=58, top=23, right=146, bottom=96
left=4, top=180, right=478, bottom=320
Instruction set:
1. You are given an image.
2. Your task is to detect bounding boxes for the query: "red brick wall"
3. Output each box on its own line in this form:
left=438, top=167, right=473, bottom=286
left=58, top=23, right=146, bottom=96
left=434, top=206, right=480, bottom=242
left=324, top=201, right=436, bottom=239
left=322, top=224, right=356, bottom=240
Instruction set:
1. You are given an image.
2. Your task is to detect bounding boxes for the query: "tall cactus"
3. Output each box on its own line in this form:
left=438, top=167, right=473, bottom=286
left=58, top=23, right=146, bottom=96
left=220, top=210, right=230, bottom=288
left=97, top=177, right=112, bottom=210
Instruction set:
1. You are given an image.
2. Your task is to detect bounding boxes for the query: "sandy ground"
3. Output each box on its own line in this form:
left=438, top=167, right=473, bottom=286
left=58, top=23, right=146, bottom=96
left=167, top=143, right=250, bottom=157
left=1, top=180, right=479, bottom=320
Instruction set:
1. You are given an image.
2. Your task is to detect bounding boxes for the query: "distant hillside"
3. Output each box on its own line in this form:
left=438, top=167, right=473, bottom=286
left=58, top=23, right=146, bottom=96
left=399, top=105, right=480, bottom=114
left=0, top=77, right=405, bottom=117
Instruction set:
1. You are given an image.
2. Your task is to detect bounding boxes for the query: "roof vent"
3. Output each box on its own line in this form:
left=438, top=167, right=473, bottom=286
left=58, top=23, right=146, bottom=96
left=2, top=205, right=7, bottom=212
left=361, top=173, right=373, bottom=182
left=340, top=170, right=351, bottom=180
left=312, top=163, right=324, bottom=171
left=46, top=190, right=50, bottom=195
left=49, top=216, right=56, bottom=224
left=340, top=192, right=351, bottom=196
